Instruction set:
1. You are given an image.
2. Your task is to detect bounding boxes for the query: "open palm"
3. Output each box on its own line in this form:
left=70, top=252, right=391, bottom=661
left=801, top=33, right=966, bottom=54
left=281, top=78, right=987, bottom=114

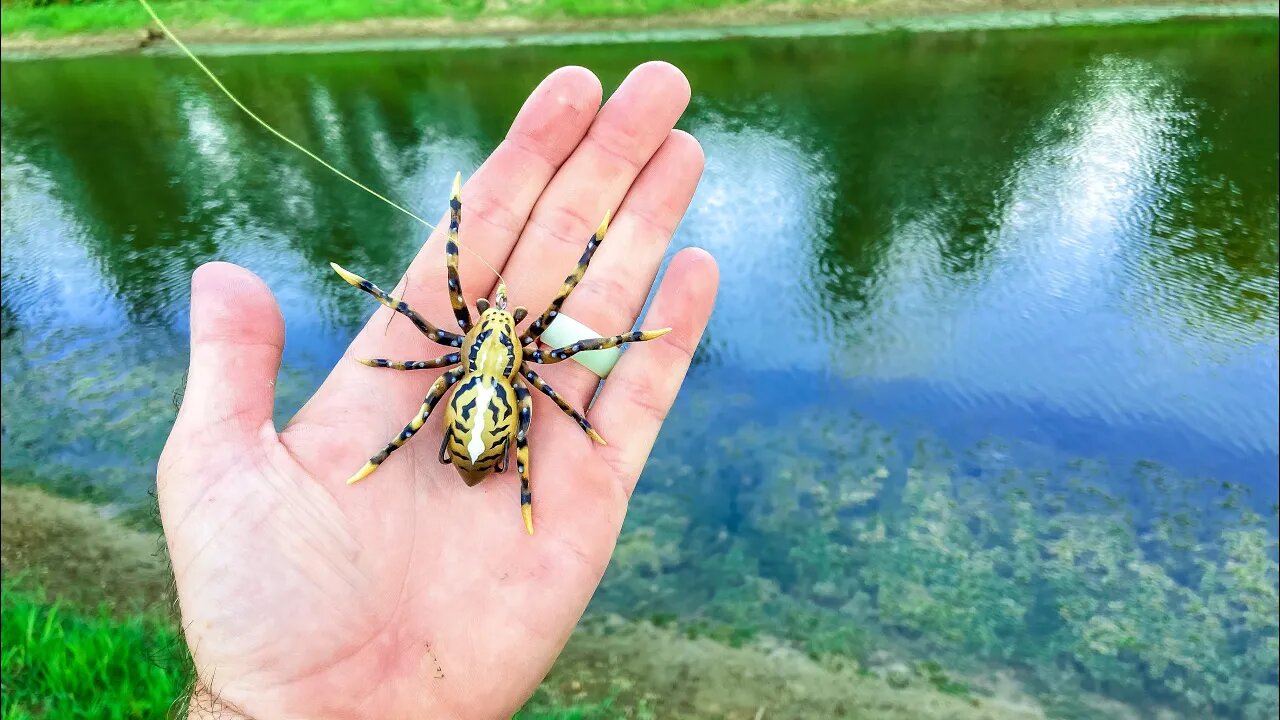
left=157, top=63, right=717, bottom=720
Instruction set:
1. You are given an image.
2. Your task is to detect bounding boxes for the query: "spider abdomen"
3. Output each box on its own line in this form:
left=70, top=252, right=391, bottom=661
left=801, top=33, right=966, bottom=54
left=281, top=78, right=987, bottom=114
left=445, top=374, right=518, bottom=485
left=441, top=307, right=523, bottom=485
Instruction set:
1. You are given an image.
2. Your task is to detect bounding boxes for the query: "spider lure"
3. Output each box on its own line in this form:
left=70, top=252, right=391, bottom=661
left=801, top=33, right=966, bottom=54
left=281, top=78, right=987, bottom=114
left=332, top=174, right=671, bottom=534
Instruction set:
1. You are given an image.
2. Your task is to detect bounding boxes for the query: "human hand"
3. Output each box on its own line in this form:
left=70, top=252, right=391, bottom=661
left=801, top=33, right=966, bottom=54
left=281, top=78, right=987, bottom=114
left=158, top=62, right=717, bottom=719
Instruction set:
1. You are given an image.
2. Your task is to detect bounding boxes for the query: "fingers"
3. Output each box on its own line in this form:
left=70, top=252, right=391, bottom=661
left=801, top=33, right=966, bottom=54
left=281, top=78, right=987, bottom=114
left=350, top=66, right=604, bottom=360
left=516, top=129, right=704, bottom=409
left=591, top=249, right=718, bottom=493
left=502, top=62, right=691, bottom=346
left=176, top=262, right=285, bottom=442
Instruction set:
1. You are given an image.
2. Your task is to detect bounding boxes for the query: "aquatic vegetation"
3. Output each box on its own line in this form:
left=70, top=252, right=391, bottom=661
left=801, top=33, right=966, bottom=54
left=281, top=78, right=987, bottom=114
left=0, top=325, right=314, bottom=504
left=595, top=408, right=1280, bottom=718
left=0, top=327, right=183, bottom=501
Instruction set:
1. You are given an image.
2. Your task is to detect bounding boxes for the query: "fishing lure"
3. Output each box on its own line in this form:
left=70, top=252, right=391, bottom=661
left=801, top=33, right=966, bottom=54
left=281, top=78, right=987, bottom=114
left=332, top=174, right=670, bottom=534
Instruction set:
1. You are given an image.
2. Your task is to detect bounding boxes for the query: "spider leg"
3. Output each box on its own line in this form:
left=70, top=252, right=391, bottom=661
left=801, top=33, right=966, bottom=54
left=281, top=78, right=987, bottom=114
left=438, top=430, right=453, bottom=464
left=356, top=353, right=461, bottom=371
left=513, top=377, right=534, bottom=534
left=330, top=263, right=463, bottom=348
left=345, top=367, right=465, bottom=485
left=525, top=329, right=671, bottom=365
left=519, top=363, right=606, bottom=445
left=446, top=173, right=473, bottom=332
left=520, top=213, right=610, bottom=344
left=494, top=439, right=511, bottom=474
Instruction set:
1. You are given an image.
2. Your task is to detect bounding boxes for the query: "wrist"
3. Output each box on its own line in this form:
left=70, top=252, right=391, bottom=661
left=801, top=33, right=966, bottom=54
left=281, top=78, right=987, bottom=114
left=181, top=680, right=472, bottom=720
left=186, top=683, right=254, bottom=720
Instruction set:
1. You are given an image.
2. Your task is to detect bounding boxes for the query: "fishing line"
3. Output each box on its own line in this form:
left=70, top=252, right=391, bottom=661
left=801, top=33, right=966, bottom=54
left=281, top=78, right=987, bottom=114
left=136, top=0, right=509, bottom=322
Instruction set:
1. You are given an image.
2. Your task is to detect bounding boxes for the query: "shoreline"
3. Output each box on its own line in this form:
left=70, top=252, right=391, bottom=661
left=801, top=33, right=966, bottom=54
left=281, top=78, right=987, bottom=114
left=0, top=481, right=1045, bottom=719
left=2, top=2, right=1276, bottom=61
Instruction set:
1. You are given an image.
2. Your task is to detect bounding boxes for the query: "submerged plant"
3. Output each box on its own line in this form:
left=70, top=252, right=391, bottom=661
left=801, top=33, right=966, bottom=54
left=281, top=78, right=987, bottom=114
left=594, top=405, right=1280, bottom=719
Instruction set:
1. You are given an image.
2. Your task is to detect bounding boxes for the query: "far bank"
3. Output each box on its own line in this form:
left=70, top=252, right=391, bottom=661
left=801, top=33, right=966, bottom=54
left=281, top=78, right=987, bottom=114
left=2, top=1, right=1275, bottom=59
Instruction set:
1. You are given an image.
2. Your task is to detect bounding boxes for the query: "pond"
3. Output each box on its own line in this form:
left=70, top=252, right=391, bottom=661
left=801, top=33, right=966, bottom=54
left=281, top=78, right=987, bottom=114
left=2, top=15, right=1277, bottom=718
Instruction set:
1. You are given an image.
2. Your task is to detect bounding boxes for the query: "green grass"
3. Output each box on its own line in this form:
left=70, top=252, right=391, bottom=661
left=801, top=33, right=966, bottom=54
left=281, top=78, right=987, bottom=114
left=0, top=577, right=634, bottom=720
left=1, top=0, right=770, bottom=38
left=0, top=580, right=191, bottom=720
left=514, top=692, right=636, bottom=720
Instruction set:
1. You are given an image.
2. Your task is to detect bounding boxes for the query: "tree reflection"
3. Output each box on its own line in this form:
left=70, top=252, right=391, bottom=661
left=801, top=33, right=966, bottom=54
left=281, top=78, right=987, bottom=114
left=1139, top=26, right=1279, bottom=346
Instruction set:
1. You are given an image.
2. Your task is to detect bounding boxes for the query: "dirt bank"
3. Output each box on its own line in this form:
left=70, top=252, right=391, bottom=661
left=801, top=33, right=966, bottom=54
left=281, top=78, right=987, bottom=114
left=0, top=484, right=172, bottom=613
left=2, top=1, right=1272, bottom=59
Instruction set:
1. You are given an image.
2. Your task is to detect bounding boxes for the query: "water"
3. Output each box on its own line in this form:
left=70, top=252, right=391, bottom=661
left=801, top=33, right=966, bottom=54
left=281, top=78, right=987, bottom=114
left=2, top=17, right=1277, bottom=717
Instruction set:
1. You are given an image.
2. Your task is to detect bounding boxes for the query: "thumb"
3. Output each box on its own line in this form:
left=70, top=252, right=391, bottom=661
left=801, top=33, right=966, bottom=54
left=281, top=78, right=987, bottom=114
left=175, top=261, right=284, bottom=442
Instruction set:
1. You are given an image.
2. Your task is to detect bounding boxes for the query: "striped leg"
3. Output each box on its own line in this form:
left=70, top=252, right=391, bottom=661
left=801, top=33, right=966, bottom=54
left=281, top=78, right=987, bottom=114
left=345, top=368, right=465, bottom=485
left=356, top=352, right=461, bottom=371
left=520, top=213, right=611, bottom=344
left=526, top=328, right=671, bottom=365
left=519, top=364, right=605, bottom=445
left=513, top=378, right=534, bottom=535
left=446, top=173, right=472, bottom=332
left=330, top=263, right=463, bottom=348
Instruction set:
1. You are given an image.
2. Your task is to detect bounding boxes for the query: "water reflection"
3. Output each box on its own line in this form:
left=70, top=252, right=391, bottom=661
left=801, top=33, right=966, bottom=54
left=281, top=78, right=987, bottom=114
left=2, top=18, right=1278, bottom=716
left=672, top=111, right=838, bottom=372
left=936, top=53, right=1278, bottom=453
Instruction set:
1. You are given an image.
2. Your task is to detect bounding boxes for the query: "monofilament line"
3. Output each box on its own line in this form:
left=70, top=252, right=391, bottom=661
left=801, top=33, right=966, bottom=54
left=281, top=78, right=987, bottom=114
left=136, top=0, right=436, bottom=231
left=137, top=0, right=510, bottom=293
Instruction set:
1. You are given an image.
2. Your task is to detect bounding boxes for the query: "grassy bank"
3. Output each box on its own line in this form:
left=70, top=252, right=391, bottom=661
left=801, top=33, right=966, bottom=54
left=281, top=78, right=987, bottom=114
left=0, top=580, right=626, bottom=720
left=0, top=482, right=1041, bottom=719
left=1, top=582, right=190, bottom=720
left=2, top=1, right=1271, bottom=53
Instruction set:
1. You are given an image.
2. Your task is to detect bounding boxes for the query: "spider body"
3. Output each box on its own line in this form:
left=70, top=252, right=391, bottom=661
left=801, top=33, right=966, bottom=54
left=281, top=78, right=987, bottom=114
left=443, top=307, right=521, bottom=485
left=331, top=173, right=670, bottom=534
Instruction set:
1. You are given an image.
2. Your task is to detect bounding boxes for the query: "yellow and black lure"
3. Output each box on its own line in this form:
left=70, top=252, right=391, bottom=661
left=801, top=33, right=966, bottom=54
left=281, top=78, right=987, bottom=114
left=332, top=174, right=670, bottom=534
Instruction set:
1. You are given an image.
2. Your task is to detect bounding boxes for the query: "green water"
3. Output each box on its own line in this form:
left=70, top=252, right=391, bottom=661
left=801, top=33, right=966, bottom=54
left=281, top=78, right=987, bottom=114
left=2, top=17, right=1277, bottom=718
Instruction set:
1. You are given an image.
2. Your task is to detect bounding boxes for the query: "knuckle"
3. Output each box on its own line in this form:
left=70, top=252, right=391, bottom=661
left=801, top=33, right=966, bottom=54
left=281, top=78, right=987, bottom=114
left=565, top=274, right=637, bottom=323
left=609, top=373, right=670, bottom=425
left=585, top=125, right=647, bottom=173
left=504, top=128, right=564, bottom=173
left=663, top=333, right=698, bottom=365
left=529, top=203, right=597, bottom=250
left=624, top=204, right=680, bottom=242
left=463, top=188, right=524, bottom=235
left=596, top=443, right=636, bottom=499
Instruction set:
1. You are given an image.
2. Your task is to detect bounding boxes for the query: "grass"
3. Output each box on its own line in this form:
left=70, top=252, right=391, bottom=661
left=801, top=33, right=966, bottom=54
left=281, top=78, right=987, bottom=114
left=0, top=579, right=631, bottom=720
left=5, top=1, right=1258, bottom=41
left=1, top=0, right=771, bottom=38
left=0, top=581, right=191, bottom=720
left=514, top=693, right=636, bottom=720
